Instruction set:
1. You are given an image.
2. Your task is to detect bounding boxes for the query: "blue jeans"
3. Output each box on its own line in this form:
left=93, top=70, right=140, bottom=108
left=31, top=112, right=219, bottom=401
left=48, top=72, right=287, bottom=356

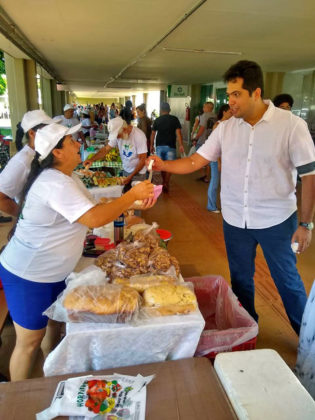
left=156, top=145, right=176, bottom=161
left=207, top=161, right=219, bottom=211
left=223, top=212, right=307, bottom=334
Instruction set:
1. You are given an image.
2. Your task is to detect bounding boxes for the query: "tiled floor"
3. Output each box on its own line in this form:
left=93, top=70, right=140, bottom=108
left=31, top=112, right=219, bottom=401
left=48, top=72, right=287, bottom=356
left=0, top=170, right=314, bottom=380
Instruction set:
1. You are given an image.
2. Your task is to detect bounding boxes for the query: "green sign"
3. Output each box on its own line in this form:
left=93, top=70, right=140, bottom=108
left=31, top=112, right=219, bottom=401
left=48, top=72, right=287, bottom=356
left=168, top=85, right=189, bottom=98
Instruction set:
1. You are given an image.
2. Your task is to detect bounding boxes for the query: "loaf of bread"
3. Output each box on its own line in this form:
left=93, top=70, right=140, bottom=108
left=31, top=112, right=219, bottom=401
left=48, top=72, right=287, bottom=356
left=63, top=284, right=140, bottom=323
left=142, top=283, right=197, bottom=316
left=113, top=274, right=177, bottom=293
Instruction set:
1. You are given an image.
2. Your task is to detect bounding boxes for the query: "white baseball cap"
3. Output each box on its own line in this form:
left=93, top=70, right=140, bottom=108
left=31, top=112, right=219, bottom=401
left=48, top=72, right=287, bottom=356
left=63, top=104, right=74, bottom=112
left=35, top=122, right=82, bottom=161
left=21, top=110, right=56, bottom=133
left=108, top=117, right=124, bottom=141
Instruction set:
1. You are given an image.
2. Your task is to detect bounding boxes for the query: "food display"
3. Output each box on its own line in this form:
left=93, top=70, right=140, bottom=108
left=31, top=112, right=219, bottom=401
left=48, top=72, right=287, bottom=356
left=63, top=283, right=140, bottom=323
left=143, top=283, right=197, bottom=316
left=95, top=227, right=180, bottom=280
left=75, top=169, right=126, bottom=188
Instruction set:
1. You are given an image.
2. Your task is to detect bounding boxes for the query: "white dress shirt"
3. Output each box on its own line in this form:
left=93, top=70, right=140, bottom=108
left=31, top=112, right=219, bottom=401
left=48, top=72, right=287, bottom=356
left=197, top=100, right=315, bottom=229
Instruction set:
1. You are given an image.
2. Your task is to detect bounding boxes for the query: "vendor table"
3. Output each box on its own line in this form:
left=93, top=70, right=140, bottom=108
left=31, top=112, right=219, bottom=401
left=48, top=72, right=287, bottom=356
left=0, top=358, right=237, bottom=420
left=44, top=309, right=205, bottom=377
left=88, top=184, right=123, bottom=201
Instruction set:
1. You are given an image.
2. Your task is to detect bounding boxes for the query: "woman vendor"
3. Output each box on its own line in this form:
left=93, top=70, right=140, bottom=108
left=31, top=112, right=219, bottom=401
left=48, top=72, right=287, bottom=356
left=0, top=122, right=154, bottom=381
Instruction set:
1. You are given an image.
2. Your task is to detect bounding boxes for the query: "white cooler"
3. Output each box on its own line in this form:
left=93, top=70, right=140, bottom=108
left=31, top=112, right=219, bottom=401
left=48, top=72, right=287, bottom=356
left=214, top=349, right=315, bottom=420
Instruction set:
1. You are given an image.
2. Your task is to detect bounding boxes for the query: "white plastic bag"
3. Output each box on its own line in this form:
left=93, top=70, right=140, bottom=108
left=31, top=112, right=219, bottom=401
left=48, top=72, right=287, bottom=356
left=43, top=266, right=141, bottom=324
left=36, top=373, right=154, bottom=420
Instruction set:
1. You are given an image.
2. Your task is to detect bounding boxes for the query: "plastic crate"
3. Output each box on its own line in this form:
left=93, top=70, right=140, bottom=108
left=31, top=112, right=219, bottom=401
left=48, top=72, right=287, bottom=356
left=186, top=275, right=258, bottom=360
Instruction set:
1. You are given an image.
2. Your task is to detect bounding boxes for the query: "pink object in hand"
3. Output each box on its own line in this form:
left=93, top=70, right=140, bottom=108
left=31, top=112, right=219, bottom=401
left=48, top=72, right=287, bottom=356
left=154, top=185, right=163, bottom=200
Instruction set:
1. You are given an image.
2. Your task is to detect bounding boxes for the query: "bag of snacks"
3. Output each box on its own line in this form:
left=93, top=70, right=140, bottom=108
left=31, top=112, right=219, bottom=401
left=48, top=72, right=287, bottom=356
left=36, top=373, right=154, bottom=420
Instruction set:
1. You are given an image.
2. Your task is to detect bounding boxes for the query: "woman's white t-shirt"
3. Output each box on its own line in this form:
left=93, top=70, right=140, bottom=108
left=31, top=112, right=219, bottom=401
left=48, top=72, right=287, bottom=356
left=109, top=127, right=147, bottom=174
left=0, top=145, right=35, bottom=203
left=0, top=169, right=96, bottom=283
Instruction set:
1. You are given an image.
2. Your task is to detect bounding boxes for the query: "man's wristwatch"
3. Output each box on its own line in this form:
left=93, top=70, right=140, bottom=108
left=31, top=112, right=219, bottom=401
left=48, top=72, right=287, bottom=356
left=299, top=222, right=314, bottom=231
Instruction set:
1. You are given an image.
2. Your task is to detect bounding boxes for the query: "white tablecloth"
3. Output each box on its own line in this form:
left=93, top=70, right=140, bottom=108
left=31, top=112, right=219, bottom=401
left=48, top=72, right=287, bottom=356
left=43, top=310, right=205, bottom=377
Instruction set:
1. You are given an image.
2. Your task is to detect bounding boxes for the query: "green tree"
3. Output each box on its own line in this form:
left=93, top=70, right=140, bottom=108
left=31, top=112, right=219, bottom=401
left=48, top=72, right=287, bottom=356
left=0, top=51, right=7, bottom=95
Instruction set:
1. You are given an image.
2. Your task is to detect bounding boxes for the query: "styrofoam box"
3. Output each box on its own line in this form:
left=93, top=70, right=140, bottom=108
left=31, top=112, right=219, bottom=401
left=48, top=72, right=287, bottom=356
left=214, top=349, right=315, bottom=420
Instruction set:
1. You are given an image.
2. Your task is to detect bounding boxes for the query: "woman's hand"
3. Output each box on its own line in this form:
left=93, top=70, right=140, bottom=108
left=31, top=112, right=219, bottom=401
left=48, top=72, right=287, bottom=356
left=131, top=196, right=157, bottom=210
left=145, top=155, right=165, bottom=171
left=129, top=180, right=154, bottom=201
left=83, top=159, right=93, bottom=169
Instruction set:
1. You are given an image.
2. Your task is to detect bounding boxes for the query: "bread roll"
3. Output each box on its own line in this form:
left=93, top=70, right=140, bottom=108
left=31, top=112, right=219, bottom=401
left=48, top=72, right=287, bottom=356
left=143, top=283, right=197, bottom=315
left=63, top=284, right=140, bottom=322
left=113, top=274, right=176, bottom=293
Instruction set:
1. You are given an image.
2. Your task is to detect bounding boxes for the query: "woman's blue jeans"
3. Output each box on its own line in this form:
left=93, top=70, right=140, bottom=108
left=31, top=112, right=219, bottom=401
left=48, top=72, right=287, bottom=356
left=223, top=212, right=307, bottom=334
left=207, top=161, right=219, bottom=211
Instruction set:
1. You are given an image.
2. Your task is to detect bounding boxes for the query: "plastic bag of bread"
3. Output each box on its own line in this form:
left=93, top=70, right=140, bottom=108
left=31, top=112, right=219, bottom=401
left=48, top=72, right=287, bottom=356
left=113, top=274, right=177, bottom=293
left=141, top=282, right=198, bottom=317
left=63, top=283, right=140, bottom=323
left=43, top=265, right=140, bottom=323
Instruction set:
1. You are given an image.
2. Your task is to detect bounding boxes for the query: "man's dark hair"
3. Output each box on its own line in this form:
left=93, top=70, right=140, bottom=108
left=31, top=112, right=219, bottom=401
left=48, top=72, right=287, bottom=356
left=223, top=60, right=264, bottom=97
left=273, top=93, right=294, bottom=108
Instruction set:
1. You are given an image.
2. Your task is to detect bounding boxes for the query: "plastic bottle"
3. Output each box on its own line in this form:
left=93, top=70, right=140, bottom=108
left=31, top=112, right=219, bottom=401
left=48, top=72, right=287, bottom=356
left=114, top=214, right=124, bottom=244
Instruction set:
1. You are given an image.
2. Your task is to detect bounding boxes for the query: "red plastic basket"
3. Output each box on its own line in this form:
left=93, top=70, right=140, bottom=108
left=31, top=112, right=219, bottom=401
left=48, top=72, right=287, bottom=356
left=204, top=336, right=257, bottom=360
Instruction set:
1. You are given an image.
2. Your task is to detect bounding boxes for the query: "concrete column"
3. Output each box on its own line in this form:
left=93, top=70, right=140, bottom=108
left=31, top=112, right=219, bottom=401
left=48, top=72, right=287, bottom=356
left=132, top=95, right=136, bottom=106
left=125, top=96, right=130, bottom=103
left=4, top=53, right=28, bottom=141
left=264, top=72, right=285, bottom=100
left=119, top=97, right=124, bottom=105
left=24, top=59, right=38, bottom=110
left=143, top=93, right=148, bottom=104
left=40, top=76, right=52, bottom=116
left=50, top=80, right=63, bottom=117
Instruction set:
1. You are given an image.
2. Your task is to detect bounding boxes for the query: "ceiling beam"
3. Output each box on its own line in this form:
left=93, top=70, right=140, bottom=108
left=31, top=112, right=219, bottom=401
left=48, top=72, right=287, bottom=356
left=0, top=5, right=62, bottom=81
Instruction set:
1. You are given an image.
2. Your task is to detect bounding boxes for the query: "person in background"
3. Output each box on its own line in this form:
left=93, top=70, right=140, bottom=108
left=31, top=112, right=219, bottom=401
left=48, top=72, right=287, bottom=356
left=191, top=108, right=203, bottom=143
left=0, top=122, right=154, bottom=381
left=120, top=100, right=133, bottom=125
left=0, top=110, right=57, bottom=217
left=150, top=102, right=184, bottom=193
left=84, top=116, right=147, bottom=191
left=109, top=103, right=116, bottom=120
left=136, top=103, right=152, bottom=154
left=81, top=110, right=92, bottom=138
left=207, top=104, right=232, bottom=213
left=195, top=102, right=217, bottom=183
left=273, top=93, right=294, bottom=111
left=147, top=60, right=315, bottom=335
left=54, top=104, right=86, bottom=145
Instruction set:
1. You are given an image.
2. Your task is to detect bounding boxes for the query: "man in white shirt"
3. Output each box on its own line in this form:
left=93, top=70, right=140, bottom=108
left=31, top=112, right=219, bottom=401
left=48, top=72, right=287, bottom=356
left=147, top=60, right=315, bottom=334
left=54, top=104, right=86, bottom=144
left=84, top=116, right=147, bottom=189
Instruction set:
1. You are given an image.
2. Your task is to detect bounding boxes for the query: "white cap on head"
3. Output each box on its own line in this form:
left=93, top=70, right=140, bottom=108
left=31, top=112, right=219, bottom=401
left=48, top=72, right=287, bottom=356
left=108, top=117, right=124, bottom=141
left=35, top=122, right=82, bottom=161
left=21, top=110, right=56, bottom=133
left=63, top=104, right=74, bottom=112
